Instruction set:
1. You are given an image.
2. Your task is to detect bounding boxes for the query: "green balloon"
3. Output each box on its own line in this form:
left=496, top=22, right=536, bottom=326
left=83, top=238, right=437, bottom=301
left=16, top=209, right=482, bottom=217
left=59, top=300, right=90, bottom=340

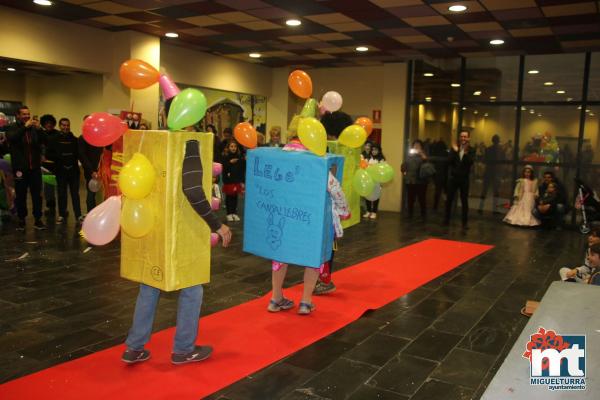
left=300, top=98, right=318, bottom=118
left=42, top=174, right=57, bottom=186
left=2, top=153, right=10, bottom=163
left=367, top=162, right=394, bottom=183
left=167, top=88, right=207, bottom=130
left=353, top=169, right=374, bottom=197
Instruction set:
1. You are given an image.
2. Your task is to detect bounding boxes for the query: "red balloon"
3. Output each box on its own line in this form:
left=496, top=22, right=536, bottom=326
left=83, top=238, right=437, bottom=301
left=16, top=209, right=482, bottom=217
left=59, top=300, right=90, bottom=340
left=234, top=122, right=257, bottom=149
left=82, top=112, right=128, bottom=147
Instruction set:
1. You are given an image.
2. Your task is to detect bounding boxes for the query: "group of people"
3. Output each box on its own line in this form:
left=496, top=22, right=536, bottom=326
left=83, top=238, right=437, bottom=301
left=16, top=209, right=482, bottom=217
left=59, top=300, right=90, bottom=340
left=0, top=106, right=103, bottom=230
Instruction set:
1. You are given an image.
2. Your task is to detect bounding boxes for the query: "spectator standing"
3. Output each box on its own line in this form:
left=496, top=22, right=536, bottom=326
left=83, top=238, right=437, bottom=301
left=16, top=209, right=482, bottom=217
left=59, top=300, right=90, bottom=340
left=478, top=134, right=504, bottom=214
left=55, top=118, right=82, bottom=224
left=402, top=140, right=428, bottom=220
left=40, top=114, right=60, bottom=215
left=78, top=115, right=103, bottom=214
left=444, top=131, right=475, bottom=229
left=537, top=171, right=568, bottom=229
left=429, top=138, right=448, bottom=211
left=267, top=126, right=283, bottom=147
left=364, top=144, right=385, bottom=219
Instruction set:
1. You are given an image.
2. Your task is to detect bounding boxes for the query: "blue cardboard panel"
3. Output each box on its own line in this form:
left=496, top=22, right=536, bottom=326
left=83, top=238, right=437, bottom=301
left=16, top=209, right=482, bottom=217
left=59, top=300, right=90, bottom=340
left=243, top=147, right=344, bottom=268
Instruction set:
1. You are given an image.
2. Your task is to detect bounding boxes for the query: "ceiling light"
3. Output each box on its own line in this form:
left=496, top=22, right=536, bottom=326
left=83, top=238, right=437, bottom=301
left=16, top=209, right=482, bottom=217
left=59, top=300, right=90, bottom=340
left=490, top=39, right=504, bottom=45
left=528, top=70, right=539, bottom=74
left=489, top=96, right=496, bottom=100
left=423, top=73, right=434, bottom=77
left=33, top=0, right=52, bottom=5
left=566, top=97, right=573, bottom=101
left=556, top=90, right=565, bottom=94
left=484, top=113, right=489, bottom=117
left=425, top=97, right=432, bottom=102
left=356, top=46, right=369, bottom=52
left=165, top=32, right=178, bottom=38
left=448, top=5, right=467, bottom=12
left=249, top=53, right=261, bottom=58
left=462, top=107, right=467, bottom=110
left=586, top=109, right=590, bottom=113
left=473, top=90, right=481, bottom=96
left=544, top=81, right=554, bottom=86
left=538, top=113, right=542, bottom=117
left=451, top=101, right=459, bottom=105
left=6, top=67, right=16, bottom=72
left=529, top=109, right=535, bottom=114
left=473, top=110, right=478, bottom=114
left=521, top=106, right=527, bottom=111
left=451, top=83, right=460, bottom=87
left=578, top=106, right=582, bottom=110
left=590, top=113, right=595, bottom=117
left=286, top=19, right=301, bottom=26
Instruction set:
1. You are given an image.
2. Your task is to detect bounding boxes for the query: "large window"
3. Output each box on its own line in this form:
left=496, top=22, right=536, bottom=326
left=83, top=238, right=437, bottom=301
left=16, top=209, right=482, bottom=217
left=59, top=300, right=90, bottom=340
left=523, top=54, right=585, bottom=102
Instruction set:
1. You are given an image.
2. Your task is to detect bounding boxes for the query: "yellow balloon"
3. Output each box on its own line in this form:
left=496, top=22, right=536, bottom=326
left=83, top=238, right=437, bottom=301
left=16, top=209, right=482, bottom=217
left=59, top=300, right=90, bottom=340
left=338, top=124, right=367, bottom=148
left=298, top=117, right=327, bottom=156
left=121, top=197, right=155, bottom=238
left=118, top=153, right=156, bottom=199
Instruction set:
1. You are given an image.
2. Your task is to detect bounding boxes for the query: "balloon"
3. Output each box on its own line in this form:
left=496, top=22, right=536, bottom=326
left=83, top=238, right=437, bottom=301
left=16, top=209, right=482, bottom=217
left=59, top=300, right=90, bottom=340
left=42, top=174, right=57, bottom=186
left=338, top=125, right=367, bottom=148
left=119, top=59, right=160, bottom=89
left=234, top=122, right=257, bottom=149
left=298, top=117, right=327, bottom=156
left=210, top=232, right=219, bottom=247
left=82, top=196, right=121, bottom=246
left=159, top=74, right=180, bottom=100
left=353, top=169, right=375, bottom=197
left=321, top=91, right=343, bottom=112
left=359, top=159, right=369, bottom=169
left=212, top=162, right=222, bottom=177
left=88, top=178, right=101, bottom=193
left=365, top=183, right=381, bottom=201
left=367, top=162, right=395, bottom=183
left=168, top=88, right=207, bottom=130
left=121, top=197, right=154, bottom=238
left=211, top=196, right=221, bottom=211
left=288, top=70, right=312, bottom=99
left=0, top=112, right=7, bottom=128
left=118, top=153, right=156, bottom=199
left=355, top=117, right=373, bottom=136
left=82, top=112, right=128, bottom=147
left=300, top=98, right=318, bottom=118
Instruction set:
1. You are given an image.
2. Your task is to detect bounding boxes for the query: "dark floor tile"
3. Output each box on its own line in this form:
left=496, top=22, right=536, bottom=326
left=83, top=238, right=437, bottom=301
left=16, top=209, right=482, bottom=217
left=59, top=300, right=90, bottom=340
left=432, top=295, right=494, bottom=335
left=348, top=384, right=409, bottom=400
left=363, top=287, right=432, bottom=321
left=19, top=329, right=110, bottom=361
left=344, top=334, right=409, bottom=366
left=285, top=338, right=354, bottom=371
left=403, top=328, right=462, bottom=361
left=328, top=317, right=386, bottom=344
left=368, top=354, right=438, bottom=396
left=430, top=348, right=496, bottom=388
left=427, top=284, right=470, bottom=303
left=410, top=379, right=474, bottom=400
left=405, top=298, right=455, bottom=319
left=381, top=313, right=434, bottom=339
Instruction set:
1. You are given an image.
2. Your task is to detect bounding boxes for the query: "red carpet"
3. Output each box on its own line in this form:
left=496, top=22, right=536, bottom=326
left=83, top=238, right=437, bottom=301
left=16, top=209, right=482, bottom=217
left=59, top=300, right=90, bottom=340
left=0, top=239, right=491, bottom=400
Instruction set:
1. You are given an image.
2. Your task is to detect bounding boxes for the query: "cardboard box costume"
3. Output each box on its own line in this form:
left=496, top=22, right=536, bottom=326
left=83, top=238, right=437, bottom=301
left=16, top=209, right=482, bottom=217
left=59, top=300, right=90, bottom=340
left=120, top=130, right=213, bottom=291
left=243, top=147, right=344, bottom=268
left=327, top=140, right=360, bottom=229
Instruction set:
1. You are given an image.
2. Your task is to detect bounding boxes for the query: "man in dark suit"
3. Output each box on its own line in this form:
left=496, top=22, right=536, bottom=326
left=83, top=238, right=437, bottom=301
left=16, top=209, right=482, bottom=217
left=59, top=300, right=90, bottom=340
left=444, top=130, right=475, bottom=229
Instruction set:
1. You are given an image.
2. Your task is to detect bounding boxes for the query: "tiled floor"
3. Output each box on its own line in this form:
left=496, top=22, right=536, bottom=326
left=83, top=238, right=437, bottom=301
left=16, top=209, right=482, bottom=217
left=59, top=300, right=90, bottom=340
left=0, top=207, right=585, bottom=399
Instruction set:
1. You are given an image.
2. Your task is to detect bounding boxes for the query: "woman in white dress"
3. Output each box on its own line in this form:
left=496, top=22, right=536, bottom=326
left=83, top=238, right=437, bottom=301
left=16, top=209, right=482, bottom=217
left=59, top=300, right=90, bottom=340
left=504, top=165, right=541, bottom=227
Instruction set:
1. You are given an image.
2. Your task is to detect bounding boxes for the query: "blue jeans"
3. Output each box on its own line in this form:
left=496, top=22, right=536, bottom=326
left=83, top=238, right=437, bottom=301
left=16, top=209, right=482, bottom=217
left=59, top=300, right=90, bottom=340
left=125, top=283, right=204, bottom=354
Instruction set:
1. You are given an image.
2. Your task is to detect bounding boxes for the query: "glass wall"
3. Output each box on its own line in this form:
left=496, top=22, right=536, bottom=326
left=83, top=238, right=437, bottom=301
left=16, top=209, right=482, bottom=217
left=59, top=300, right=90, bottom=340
left=407, top=52, right=600, bottom=223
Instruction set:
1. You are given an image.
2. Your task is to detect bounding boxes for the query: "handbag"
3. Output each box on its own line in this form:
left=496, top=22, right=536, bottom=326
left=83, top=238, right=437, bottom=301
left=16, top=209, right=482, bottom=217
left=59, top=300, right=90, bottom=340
left=419, top=161, right=436, bottom=180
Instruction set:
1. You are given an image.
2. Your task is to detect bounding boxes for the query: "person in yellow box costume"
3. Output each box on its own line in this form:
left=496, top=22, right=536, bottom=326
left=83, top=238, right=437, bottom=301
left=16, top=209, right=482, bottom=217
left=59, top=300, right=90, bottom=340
left=121, top=136, right=232, bottom=365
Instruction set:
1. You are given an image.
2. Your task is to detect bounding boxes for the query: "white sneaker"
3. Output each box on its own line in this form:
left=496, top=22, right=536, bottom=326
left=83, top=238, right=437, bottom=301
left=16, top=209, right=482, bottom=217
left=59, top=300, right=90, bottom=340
left=362, top=212, right=370, bottom=218
left=226, top=214, right=234, bottom=222
left=232, top=214, right=240, bottom=221
left=369, top=213, right=377, bottom=219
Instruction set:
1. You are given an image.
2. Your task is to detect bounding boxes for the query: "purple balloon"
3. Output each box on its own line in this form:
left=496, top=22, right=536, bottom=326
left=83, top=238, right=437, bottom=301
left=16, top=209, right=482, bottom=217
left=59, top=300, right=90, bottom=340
left=212, top=162, right=223, bottom=177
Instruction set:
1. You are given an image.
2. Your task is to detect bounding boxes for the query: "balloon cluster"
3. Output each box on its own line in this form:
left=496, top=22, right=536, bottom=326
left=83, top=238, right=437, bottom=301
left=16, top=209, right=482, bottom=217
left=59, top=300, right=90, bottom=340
left=354, top=162, right=394, bottom=200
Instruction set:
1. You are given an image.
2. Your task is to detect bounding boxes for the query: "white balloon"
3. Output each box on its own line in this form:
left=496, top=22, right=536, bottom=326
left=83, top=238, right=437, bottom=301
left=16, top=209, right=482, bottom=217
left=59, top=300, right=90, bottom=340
left=321, top=91, right=343, bottom=112
left=88, top=178, right=101, bottom=193
left=365, top=183, right=381, bottom=201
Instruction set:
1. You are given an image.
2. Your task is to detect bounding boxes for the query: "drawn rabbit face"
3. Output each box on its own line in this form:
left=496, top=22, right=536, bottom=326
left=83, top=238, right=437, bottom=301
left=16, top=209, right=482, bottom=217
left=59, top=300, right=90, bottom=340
left=267, top=213, right=285, bottom=250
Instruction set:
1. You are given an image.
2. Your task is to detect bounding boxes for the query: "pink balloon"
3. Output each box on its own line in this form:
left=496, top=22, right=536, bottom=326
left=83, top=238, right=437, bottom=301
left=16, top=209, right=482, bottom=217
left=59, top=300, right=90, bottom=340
left=211, top=196, right=221, bottom=211
left=321, top=91, right=343, bottom=112
left=82, top=196, right=122, bottom=246
left=82, top=112, right=128, bottom=147
left=212, top=162, right=223, bottom=177
left=159, top=74, right=180, bottom=100
left=210, top=232, right=219, bottom=247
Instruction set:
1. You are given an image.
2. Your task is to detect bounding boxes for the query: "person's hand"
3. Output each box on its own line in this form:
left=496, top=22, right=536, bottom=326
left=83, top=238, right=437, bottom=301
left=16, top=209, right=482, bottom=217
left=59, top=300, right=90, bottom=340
left=92, top=172, right=98, bottom=179
left=217, top=224, right=232, bottom=247
left=452, top=144, right=459, bottom=152
left=231, top=158, right=238, bottom=163
left=567, top=269, right=578, bottom=278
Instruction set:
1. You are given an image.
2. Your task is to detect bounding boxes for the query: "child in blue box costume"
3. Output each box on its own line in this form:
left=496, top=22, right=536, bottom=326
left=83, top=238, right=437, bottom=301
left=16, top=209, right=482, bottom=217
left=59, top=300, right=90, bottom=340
left=243, top=138, right=349, bottom=315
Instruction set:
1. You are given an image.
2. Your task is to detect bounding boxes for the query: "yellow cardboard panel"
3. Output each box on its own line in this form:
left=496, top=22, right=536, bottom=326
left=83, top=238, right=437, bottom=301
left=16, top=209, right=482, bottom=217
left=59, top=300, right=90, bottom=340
left=327, top=141, right=360, bottom=229
left=121, top=130, right=214, bottom=291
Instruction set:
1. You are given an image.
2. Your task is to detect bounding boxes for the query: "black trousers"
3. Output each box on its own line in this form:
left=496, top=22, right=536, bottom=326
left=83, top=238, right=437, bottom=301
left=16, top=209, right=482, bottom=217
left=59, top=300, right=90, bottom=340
left=479, top=172, right=500, bottom=210
left=57, top=166, right=82, bottom=218
left=366, top=199, right=379, bottom=213
left=83, top=171, right=97, bottom=213
left=14, top=168, right=42, bottom=220
left=225, top=194, right=238, bottom=214
left=445, top=178, right=470, bottom=225
left=407, top=183, right=427, bottom=217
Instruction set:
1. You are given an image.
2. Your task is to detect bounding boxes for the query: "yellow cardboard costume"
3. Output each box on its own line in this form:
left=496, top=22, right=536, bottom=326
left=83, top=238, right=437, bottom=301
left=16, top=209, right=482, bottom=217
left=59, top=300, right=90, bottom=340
left=120, top=130, right=213, bottom=291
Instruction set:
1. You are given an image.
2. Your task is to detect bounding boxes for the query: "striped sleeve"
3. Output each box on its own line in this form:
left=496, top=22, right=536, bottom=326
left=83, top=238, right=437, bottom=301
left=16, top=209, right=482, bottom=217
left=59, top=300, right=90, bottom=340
left=182, top=140, right=222, bottom=232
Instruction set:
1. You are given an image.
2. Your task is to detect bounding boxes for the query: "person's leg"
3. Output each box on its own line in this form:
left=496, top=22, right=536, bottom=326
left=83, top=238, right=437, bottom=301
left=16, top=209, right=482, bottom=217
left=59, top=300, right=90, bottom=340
left=68, top=168, right=82, bottom=219
left=56, top=171, right=68, bottom=218
left=445, top=181, right=457, bottom=224
left=492, top=176, right=500, bottom=212
left=433, top=179, right=442, bottom=210
left=30, top=169, right=43, bottom=221
left=460, top=179, right=470, bottom=227
left=125, top=284, right=161, bottom=351
left=301, top=267, right=320, bottom=305
left=14, top=172, right=28, bottom=221
left=407, top=184, right=416, bottom=218
left=555, top=204, right=565, bottom=229
left=231, top=193, right=238, bottom=214
left=43, top=181, right=56, bottom=212
left=271, top=263, right=288, bottom=301
left=225, top=194, right=235, bottom=215
left=417, top=184, right=427, bottom=218
left=479, top=175, right=490, bottom=211
left=373, top=199, right=379, bottom=213
left=366, top=200, right=372, bottom=213
left=173, top=284, right=203, bottom=354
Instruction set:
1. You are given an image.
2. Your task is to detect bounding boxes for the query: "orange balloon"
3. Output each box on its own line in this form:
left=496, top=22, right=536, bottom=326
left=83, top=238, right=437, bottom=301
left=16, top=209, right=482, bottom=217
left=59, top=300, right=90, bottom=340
left=234, top=122, right=257, bottom=149
left=288, top=70, right=313, bottom=99
left=119, top=59, right=160, bottom=89
left=360, top=159, right=369, bottom=169
left=355, top=117, right=373, bottom=136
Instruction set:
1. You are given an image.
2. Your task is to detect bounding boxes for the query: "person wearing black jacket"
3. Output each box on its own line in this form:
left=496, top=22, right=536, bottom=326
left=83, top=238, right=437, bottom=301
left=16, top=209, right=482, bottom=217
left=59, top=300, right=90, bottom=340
left=6, top=106, right=46, bottom=230
left=444, top=131, right=475, bottom=229
left=55, top=118, right=82, bottom=224
left=78, top=116, right=103, bottom=213
left=40, top=114, right=60, bottom=215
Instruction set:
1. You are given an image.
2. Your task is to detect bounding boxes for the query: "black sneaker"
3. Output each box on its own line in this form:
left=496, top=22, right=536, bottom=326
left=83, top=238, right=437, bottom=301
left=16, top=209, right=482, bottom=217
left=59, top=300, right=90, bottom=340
left=171, top=345, right=213, bottom=365
left=16, top=219, right=26, bottom=231
left=314, top=280, right=336, bottom=295
left=121, top=348, right=151, bottom=364
left=34, top=220, right=46, bottom=230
